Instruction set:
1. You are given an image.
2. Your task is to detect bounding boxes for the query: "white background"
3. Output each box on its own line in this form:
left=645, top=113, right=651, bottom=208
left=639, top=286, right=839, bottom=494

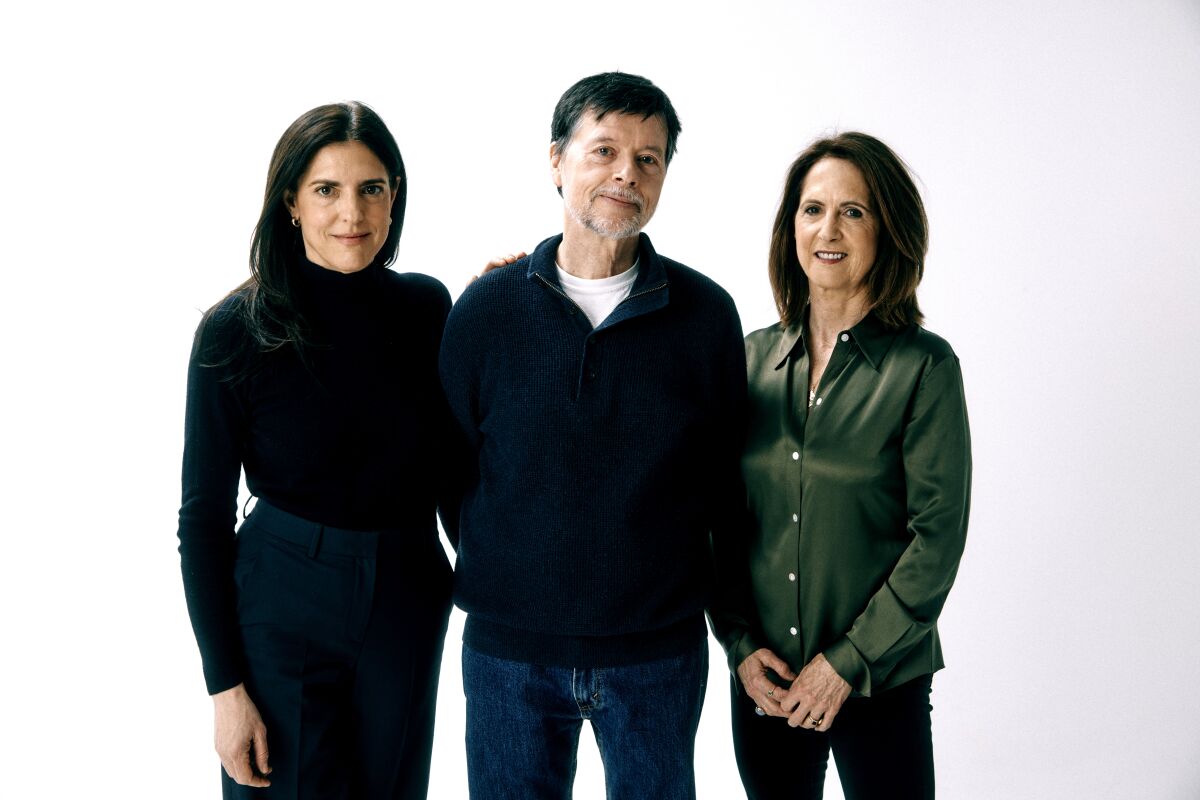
left=2, top=1, right=1198, bottom=797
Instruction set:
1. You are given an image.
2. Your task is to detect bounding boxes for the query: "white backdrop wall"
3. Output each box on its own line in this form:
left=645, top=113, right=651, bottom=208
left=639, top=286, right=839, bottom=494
left=2, top=1, right=1198, bottom=797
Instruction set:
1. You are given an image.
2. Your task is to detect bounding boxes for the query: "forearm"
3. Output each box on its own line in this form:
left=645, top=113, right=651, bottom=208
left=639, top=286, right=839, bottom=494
left=826, top=355, right=971, bottom=694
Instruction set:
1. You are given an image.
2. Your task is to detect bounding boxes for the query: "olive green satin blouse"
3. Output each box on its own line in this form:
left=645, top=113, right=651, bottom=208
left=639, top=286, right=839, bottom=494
left=710, top=312, right=971, bottom=697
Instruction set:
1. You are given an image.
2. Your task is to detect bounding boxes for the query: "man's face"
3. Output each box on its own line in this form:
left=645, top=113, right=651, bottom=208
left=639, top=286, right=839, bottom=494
left=552, top=110, right=668, bottom=240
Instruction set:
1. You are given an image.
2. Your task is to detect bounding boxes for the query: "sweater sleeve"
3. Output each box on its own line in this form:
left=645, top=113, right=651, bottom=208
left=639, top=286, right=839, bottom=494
left=424, top=280, right=467, bottom=551
left=436, top=281, right=488, bottom=548
left=177, top=311, right=248, bottom=695
left=707, top=317, right=765, bottom=675
left=823, top=355, right=972, bottom=695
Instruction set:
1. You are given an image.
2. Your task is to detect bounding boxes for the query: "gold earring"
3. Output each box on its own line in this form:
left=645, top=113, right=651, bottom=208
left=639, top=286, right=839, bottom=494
left=291, top=217, right=300, bottom=228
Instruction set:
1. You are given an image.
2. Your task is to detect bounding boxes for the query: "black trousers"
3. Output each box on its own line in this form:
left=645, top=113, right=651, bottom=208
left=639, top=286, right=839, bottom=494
left=223, top=501, right=453, bottom=800
left=730, top=673, right=934, bottom=800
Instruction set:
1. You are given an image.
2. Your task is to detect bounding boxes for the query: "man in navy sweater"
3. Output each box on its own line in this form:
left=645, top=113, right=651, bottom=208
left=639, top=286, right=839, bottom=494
left=439, top=72, right=747, bottom=799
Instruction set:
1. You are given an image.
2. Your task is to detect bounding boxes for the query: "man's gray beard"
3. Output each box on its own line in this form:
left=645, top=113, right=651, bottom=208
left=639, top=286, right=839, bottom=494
left=566, top=196, right=644, bottom=240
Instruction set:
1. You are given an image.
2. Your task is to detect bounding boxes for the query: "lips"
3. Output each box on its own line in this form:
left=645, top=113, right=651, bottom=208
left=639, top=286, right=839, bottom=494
left=593, top=187, right=643, bottom=210
left=814, top=251, right=846, bottom=262
left=334, top=233, right=370, bottom=244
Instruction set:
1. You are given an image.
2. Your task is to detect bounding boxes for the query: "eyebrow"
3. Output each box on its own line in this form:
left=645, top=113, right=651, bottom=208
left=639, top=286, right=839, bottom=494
left=800, top=198, right=872, bottom=209
left=305, top=177, right=389, bottom=187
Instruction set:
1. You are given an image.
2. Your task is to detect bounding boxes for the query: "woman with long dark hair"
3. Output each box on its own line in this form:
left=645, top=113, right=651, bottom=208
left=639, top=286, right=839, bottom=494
left=178, top=102, right=455, bottom=798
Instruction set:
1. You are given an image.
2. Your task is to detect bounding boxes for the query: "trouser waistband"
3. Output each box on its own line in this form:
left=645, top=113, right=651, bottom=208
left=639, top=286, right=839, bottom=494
left=244, top=499, right=382, bottom=559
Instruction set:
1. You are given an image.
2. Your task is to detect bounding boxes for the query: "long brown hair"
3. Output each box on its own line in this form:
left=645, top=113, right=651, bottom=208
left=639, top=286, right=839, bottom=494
left=199, top=102, right=407, bottom=372
left=768, top=132, right=927, bottom=328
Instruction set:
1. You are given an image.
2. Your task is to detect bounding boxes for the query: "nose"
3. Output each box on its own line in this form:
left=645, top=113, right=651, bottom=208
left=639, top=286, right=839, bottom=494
left=612, top=154, right=637, bottom=185
left=818, top=210, right=840, bottom=241
left=339, top=192, right=366, bottom=223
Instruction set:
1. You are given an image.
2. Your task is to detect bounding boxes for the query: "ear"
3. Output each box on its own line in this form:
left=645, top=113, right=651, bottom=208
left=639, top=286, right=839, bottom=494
left=550, top=143, right=562, bottom=190
left=283, top=190, right=297, bottom=218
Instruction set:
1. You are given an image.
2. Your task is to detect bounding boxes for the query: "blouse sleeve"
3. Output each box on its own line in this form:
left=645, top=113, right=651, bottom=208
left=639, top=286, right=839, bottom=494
left=824, top=354, right=972, bottom=695
left=708, top=505, right=770, bottom=674
left=707, top=330, right=764, bottom=675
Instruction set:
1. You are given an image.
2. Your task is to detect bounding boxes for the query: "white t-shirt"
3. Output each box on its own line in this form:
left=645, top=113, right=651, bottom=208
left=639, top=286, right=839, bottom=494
left=555, top=260, right=640, bottom=328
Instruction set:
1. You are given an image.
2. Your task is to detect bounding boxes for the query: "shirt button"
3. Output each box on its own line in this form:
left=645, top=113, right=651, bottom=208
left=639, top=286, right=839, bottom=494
left=792, top=513, right=798, bottom=523
left=789, top=627, right=798, bottom=636
left=792, top=451, right=799, bottom=460
left=840, top=333, right=849, bottom=342
left=788, top=572, right=796, bottom=582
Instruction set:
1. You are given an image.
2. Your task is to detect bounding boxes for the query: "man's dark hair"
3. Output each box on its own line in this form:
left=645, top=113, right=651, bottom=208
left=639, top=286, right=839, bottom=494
left=550, top=71, right=682, bottom=169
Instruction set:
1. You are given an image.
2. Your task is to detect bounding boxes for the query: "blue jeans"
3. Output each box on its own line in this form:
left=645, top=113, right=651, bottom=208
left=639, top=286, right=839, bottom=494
left=462, top=638, right=708, bottom=800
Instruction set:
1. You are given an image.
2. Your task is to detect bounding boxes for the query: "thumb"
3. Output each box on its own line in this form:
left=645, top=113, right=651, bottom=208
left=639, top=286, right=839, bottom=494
left=254, top=726, right=272, bottom=775
left=760, top=649, right=798, bottom=681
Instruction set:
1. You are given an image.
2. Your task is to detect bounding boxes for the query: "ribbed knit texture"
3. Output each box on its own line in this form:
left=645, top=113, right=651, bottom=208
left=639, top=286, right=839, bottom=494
left=178, top=258, right=454, bottom=694
left=439, top=233, right=747, bottom=667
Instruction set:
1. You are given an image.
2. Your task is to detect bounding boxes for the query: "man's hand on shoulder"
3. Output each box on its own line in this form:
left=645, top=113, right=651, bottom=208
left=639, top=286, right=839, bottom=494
left=469, top=252, right=528, bottom=286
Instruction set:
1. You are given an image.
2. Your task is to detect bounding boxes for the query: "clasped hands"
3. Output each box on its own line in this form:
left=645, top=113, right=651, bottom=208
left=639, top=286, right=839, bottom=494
left=737, top=648, right=851, bottom=732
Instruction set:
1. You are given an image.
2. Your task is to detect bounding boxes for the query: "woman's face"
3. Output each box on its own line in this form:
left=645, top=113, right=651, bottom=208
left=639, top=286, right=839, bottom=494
left=793, top=157, right=878, bottom=297
left=286, top=141, right=397, bottom=273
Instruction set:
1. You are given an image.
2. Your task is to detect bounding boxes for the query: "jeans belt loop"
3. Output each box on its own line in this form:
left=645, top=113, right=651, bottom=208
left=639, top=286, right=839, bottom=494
left=308, top=523, right=324, bottom=559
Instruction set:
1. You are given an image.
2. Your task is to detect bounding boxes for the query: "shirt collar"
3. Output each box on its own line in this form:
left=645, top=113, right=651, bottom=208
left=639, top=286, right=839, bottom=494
left=773, top=308, right=902, bottom=371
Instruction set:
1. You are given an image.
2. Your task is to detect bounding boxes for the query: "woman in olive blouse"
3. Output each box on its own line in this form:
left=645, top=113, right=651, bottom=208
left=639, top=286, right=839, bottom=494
left=710, top=133, right=971, bottom=799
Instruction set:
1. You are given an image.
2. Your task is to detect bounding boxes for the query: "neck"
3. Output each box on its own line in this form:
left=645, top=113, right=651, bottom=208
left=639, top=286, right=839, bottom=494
left=557, top=221, right=640, bottom=279
left=807, top=288, right=871, bottom=341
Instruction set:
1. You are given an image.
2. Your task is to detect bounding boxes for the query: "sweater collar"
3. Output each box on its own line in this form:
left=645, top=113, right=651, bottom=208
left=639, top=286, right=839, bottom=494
left=293, top=256, right=383, bottom=300
left=526, top=232, right=667, bottom=294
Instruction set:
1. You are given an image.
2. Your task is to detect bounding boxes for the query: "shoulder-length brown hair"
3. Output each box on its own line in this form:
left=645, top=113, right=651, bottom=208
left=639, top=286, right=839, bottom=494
left=768, top=132, right=927, bottom=328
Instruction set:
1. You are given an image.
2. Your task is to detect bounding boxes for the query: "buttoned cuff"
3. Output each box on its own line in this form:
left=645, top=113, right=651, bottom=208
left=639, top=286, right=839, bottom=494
left=714, top=624, right=767, bottom=680
left=731, top=634, right=766, bottom=679
left=823, top=636, right=872, bottom=697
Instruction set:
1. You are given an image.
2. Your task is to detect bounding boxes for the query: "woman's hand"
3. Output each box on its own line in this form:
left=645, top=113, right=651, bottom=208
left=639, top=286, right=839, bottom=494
left=469, top=252, right=528, bottom=285
left=737, top=648, right=797, bottom=718
left=777, top=653, right=852, bottom=732
left=213, top=682, right=271, bottom=787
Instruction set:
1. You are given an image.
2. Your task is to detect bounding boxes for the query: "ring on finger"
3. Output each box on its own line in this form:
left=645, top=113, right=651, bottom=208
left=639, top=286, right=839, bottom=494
left=808, top=714, right=824, bottom=726
left=767, top=687, right=775, bottom=698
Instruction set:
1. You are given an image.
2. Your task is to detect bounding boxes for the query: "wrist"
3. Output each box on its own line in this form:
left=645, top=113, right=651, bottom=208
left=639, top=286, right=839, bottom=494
left=213, top=682, right=249, bottom=706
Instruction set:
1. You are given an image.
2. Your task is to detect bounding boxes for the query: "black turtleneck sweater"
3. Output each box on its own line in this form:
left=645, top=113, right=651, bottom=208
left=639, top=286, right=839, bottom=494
left=178, top=258, right=453, bottom=695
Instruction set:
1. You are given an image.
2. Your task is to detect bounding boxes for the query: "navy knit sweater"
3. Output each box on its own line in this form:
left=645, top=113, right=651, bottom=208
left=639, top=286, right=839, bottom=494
left=439, top=233, right=747, bottom=667
left=179, top=258, right=454, bottom=694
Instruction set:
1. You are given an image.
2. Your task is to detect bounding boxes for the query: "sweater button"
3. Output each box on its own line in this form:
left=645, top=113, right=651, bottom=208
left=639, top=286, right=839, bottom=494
left=788, top=572, right=796, bottom=582
left=789, top=627, right=798, bottom=636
